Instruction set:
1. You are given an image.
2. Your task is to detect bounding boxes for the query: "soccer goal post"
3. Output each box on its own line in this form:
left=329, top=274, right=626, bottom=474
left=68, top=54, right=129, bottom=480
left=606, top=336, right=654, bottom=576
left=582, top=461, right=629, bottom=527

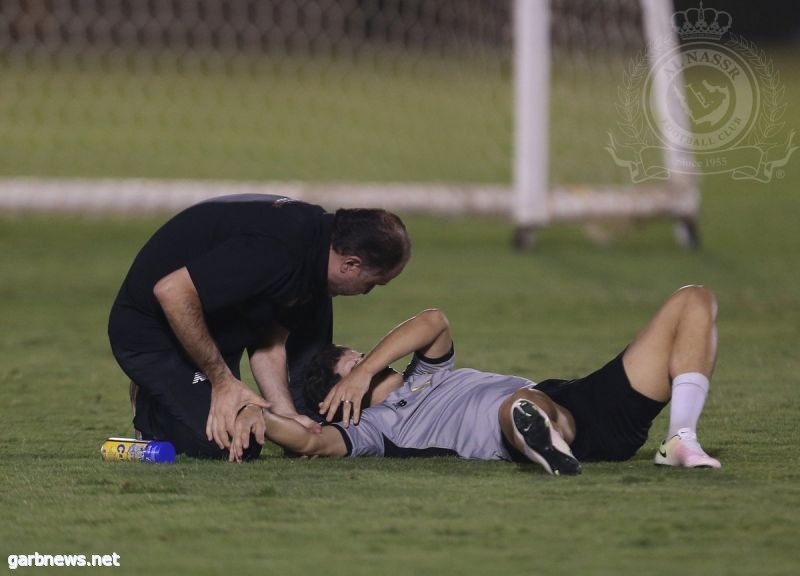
left=512, top=0, right=699, bottom=248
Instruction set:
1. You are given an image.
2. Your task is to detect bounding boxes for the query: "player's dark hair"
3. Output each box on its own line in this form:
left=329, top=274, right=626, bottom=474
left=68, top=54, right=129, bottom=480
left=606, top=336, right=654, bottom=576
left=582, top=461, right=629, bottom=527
left=331, top=208, right=411, bottom=272
left=303, top=344, right=348, bottom=422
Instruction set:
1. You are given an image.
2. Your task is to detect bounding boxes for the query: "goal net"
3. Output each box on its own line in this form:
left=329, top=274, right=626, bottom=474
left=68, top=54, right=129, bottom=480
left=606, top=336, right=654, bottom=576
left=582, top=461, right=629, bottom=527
left=0, top=0, right=696, bottom=242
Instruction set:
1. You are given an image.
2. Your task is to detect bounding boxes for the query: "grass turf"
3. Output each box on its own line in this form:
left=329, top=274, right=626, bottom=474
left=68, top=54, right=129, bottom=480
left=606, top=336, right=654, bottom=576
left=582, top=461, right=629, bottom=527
left=1, top=169, right=799, bottom=575
left=1, top=41, right=800, bottom=576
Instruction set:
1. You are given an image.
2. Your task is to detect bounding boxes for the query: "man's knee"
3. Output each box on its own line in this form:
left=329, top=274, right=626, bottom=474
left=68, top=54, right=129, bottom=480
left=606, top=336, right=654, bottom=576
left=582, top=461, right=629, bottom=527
left=675, top=285, right=717, bottom=321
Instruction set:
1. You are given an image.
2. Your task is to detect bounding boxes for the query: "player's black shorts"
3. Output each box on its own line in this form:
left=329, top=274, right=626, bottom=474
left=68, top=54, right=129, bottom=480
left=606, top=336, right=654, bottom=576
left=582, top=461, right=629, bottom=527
left=111, top=345, right=263, bottom=461
left=535, top=351, right=667, bottom=462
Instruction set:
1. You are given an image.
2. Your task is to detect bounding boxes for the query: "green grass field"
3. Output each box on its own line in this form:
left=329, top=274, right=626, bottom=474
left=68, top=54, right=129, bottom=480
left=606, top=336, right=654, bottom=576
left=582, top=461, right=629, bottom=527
left=2, top=43, right=800, bottom=576
left=2, top=171, right=799, bottom=575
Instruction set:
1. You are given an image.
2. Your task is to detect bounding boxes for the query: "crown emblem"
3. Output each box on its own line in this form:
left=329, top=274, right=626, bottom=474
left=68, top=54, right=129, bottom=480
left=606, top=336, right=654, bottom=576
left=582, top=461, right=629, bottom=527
left=672, top=2, right=732, bottom=41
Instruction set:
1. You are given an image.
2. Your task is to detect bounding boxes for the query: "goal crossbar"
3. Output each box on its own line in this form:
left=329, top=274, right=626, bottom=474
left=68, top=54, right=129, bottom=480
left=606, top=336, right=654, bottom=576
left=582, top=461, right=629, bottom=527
left=0, top=178, right=693, bottom=221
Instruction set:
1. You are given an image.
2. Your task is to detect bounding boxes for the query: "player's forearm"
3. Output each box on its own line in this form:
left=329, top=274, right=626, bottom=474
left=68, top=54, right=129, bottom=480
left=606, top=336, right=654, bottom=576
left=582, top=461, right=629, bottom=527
left=360, top=309, right=450, bottom=376
left=153, top=267, right=232, bottom=384
left=262, top=410, right=344, bottom=456
left=249, top=344, right=295, bottom=415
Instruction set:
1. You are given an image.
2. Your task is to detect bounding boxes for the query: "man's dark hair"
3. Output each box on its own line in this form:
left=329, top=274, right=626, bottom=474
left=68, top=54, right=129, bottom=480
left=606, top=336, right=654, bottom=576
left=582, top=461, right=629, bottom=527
left=331, top=208, right=411, bottom=272
left=303, top=344, right=348, bottom=422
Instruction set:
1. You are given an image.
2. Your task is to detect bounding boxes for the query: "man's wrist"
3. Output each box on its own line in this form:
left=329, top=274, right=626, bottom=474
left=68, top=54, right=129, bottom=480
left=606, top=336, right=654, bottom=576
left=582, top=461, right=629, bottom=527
left=208, top=370, right=237, bottom=388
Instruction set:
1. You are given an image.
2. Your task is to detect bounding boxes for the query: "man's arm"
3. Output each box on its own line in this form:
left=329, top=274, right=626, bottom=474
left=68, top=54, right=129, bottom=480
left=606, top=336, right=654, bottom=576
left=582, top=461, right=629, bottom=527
left=248, top=325, right=322, bottom=435
left=230, top=405, right=346, bottom=461
left=153, top=267, right=269, bottom=450
left=249, top=323, right=293, bottom=414
left=320, top=308, right=452, bottom=424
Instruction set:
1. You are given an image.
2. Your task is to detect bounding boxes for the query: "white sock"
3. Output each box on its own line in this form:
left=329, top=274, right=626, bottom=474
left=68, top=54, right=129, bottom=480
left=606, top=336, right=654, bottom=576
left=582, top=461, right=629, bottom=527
left=667, top=372, right=710, bottom=438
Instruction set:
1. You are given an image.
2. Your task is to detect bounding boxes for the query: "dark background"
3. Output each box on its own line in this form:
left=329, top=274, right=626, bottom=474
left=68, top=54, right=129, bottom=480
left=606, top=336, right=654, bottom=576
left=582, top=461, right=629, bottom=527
left=2, top=1, right=798, bottom=55
left=674, top=0, right=800, bottom=42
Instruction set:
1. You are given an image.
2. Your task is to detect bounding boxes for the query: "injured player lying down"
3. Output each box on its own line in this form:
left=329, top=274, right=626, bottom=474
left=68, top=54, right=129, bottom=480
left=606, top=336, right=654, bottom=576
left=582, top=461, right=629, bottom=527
left=230, top=285, right=722, bottom=474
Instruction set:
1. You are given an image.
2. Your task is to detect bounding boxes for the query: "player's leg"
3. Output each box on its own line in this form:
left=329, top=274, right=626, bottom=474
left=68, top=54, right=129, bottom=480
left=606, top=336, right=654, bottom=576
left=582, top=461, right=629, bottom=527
left=622, top=285, right=720, bottom=467
left=498, top=389, right=581, bottom=476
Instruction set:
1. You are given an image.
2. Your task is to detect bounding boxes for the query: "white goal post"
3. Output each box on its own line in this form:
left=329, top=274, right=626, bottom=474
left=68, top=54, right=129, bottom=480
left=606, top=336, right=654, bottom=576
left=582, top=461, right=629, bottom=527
left=512, top=0, right=699, bottom=248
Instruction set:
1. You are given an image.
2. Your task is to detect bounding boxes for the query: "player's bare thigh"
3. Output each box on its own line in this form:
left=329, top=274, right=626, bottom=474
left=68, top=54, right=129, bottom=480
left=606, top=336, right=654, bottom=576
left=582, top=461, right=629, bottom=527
left=498, top=388, right=576, bottom=445
left=622, top=285, right=717, bottom=403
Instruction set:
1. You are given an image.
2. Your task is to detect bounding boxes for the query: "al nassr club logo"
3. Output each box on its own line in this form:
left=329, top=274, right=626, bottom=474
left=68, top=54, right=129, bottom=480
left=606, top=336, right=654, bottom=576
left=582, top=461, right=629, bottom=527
left=607, top=2, right=797, bottom=182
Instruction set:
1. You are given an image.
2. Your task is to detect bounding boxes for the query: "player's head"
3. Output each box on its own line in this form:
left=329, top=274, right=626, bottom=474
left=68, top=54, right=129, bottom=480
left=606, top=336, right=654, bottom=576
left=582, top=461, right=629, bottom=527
left=327, top=208, right=411, bottom=297
left=303, top=344, right=397, bottom=421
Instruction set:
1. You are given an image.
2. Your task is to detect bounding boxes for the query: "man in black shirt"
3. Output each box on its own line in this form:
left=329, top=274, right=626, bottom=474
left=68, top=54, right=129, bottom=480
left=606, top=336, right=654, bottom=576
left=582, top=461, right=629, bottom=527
left=108, top=194, right=410, bottom=460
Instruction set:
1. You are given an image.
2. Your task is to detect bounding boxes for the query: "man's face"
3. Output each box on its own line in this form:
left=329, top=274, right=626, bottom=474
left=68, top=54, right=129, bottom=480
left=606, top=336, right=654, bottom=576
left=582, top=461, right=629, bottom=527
left=328, top=259, right=404, bottom=297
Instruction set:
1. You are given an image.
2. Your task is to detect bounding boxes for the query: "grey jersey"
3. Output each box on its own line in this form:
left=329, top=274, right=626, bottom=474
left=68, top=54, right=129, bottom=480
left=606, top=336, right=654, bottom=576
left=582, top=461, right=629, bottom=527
left=333, top=349, right=534, bottom=460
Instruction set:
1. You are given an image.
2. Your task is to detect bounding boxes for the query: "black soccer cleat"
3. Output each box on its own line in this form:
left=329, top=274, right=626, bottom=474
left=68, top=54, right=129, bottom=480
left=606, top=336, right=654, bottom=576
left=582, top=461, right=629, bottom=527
left=512, top=399, right=582, bottom=476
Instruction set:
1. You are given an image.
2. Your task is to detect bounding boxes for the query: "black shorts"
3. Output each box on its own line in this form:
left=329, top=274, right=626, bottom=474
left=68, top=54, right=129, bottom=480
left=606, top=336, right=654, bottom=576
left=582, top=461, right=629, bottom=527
left=535, top=351, right=667, bottom=462
left=111, top=346, right=263, bottom=461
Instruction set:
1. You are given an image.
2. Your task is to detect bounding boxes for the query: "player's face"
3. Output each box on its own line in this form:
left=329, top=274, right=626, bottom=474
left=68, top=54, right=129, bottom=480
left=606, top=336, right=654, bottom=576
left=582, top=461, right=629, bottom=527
left=334, top=349, right=402, bottom=386
left=332, top=348, right=401, bottom=407
left=334, top=349, right=364, bottom=379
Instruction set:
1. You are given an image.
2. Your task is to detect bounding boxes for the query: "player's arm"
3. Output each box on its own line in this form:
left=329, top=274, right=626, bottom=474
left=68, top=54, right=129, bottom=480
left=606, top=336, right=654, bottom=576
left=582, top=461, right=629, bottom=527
left=358, top=308, right=452, bottom=374
left=320, top=308, right=452, bottom=424
left=153, top=267, right=269, bottom=450
left=230, top=405, right=346, bottom=461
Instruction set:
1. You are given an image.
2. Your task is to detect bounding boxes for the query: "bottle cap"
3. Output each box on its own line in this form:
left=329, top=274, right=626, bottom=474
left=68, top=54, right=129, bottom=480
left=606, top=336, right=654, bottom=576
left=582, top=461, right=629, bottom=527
left=143, top=441, right=176, bottom=463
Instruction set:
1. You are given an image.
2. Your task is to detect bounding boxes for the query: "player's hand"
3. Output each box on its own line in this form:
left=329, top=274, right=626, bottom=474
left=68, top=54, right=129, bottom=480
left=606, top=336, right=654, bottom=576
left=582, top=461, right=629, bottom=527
left=319, top=365, right=373, bottom=427
left=206, top=376, right=270, bottom=450
left=229, top=404, right=267, bottom=463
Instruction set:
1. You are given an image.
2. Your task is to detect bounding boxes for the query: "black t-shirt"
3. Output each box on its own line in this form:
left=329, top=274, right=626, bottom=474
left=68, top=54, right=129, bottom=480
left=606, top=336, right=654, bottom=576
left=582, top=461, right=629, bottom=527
left=108, top=195, right=333, bottom=356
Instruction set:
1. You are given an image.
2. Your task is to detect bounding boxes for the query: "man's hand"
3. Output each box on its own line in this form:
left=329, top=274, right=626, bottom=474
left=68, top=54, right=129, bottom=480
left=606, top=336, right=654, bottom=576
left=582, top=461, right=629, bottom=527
left=319, top=364, right=374, bottom=426
left=291, top=414, right=323, bottom=435
left=229, top=404, right=267, bottom=462
left=206, top=376, right=270, bottom=449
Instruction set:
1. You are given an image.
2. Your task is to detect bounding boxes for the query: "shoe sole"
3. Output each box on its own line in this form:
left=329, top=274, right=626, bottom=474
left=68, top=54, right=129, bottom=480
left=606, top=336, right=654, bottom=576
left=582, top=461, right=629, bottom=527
left=655, top=459, right=720, bottom=469
left=654, top=443, right=721, bottom=469
left=512, top=400, right=581, bottom=476
left=655, top=460, right=718, bottom=469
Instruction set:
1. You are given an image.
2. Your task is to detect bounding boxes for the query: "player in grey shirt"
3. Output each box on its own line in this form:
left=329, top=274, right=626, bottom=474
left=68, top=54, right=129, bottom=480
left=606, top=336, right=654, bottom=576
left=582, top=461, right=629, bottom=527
left=231, top=286, right=723, bottom=474
left=331, top=348, right=534, bottom=460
